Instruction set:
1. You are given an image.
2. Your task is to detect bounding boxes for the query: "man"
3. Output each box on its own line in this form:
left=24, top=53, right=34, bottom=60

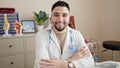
left=34, top=1, right=94, bottom=68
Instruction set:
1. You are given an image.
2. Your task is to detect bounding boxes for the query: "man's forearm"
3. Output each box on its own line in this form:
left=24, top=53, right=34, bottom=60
left=67, top=46, right=92, bottom=68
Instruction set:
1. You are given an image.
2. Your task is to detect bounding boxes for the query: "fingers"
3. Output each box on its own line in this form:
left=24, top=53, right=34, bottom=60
left=39, top=59, right=52, bottom=68
left=40, top=59, right=54, bottom=68
left=78, top=46, right=91, bottom=57
left=41, top=59, right=52, bottom=62
left=39, top=58, right=65, bottom=68
left=39, top=59, right=59, bottom=67
left=82, top=50, right=91, bottom=57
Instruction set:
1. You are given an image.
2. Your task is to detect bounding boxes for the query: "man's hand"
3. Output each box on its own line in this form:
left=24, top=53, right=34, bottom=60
left=39, top=58, right=68, bottom=68
left=69, top=46, right=91, bottom=61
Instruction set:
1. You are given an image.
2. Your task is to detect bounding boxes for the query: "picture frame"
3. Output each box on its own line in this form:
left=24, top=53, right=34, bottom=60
left=21, top=20, right=36, bottom=33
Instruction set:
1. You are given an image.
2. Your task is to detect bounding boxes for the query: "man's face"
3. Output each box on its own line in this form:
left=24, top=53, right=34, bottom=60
left=51, top=6, right=70, bottom=31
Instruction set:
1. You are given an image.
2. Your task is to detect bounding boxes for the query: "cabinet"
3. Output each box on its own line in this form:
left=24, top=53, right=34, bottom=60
left=0, top=34, right=35, bottom=68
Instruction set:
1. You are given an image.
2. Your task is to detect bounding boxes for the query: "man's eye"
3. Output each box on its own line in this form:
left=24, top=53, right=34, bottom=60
left=54, top=14, right=59, bottom=17
left=63, top=14, right=68, bottom=17
left=63, top=15, right=67, bottom=17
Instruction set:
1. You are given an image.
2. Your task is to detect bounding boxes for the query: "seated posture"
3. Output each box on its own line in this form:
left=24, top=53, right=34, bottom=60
left=34, top=1, right=94, bottom=68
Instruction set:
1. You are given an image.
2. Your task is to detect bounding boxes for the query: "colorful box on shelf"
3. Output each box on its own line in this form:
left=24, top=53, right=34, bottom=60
left=0, top=13, right=21, bottom=36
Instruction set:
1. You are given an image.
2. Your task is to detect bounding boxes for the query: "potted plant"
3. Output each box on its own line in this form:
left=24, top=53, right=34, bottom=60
left=33, top=10, right=48, bottom=30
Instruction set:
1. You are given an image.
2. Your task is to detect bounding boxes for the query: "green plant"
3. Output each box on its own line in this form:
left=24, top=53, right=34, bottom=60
left=33, top=10, right=48, bottom=25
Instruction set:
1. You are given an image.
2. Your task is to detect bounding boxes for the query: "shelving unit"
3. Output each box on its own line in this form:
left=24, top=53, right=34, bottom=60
left=0, top=34, right=36, bottom=68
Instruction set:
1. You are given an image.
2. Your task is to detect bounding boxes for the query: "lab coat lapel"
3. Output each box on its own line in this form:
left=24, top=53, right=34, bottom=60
left=49, top=30, right=61, bottom=53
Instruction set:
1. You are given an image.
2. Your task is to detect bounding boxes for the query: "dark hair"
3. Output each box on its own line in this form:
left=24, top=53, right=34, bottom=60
left=51, top=1, right=70, bottom=12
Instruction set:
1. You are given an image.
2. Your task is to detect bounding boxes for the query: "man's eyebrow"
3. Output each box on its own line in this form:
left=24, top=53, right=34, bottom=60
left=53, top=12, right=68, bottom=15
left=53, top=13, right=59, bottom=15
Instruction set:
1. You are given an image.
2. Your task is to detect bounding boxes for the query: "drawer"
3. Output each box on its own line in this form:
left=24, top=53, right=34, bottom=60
left=25, top=37, right=35, bottom=52
left=25, top=53, right=35, bottom=68
left=0, top=38, right=24, bottom=54
left=114, top=51, right=120, bottom=61
left=0, top=55, right=24, bottom=68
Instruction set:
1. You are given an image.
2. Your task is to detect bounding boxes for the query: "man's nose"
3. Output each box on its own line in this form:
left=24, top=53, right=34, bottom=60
left=58, top=16, right=63, bottom=22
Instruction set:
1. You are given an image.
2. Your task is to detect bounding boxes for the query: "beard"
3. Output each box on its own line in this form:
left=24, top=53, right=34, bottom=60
left=53, top=21, right=67, bottom=31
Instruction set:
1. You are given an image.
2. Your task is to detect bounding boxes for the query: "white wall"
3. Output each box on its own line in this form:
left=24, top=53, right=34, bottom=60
left=0, top=0, right=99, bottom=40
left=99, top=0, right=120, bottom=41
left=71, top=0, right=99, bottom=40
left=99, top=0, right=120, bottom=61
left=0, top=0, right=55, bottom=20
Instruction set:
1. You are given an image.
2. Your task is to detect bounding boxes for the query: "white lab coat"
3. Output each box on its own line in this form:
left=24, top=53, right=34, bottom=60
left=34, top=25, right=94, bottom=68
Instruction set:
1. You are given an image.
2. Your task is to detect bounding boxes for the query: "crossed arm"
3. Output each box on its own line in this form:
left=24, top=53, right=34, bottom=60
left=39, top=46, right=92, bottom=68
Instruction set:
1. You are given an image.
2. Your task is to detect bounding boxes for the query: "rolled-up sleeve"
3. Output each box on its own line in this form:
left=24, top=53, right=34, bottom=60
left=73, top=30, right=95, bottom=68
left=34, top=31, right=49, bottom=68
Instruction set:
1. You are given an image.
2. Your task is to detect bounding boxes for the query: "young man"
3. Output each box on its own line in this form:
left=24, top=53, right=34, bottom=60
left=34, top=1, right=94, bottom=68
